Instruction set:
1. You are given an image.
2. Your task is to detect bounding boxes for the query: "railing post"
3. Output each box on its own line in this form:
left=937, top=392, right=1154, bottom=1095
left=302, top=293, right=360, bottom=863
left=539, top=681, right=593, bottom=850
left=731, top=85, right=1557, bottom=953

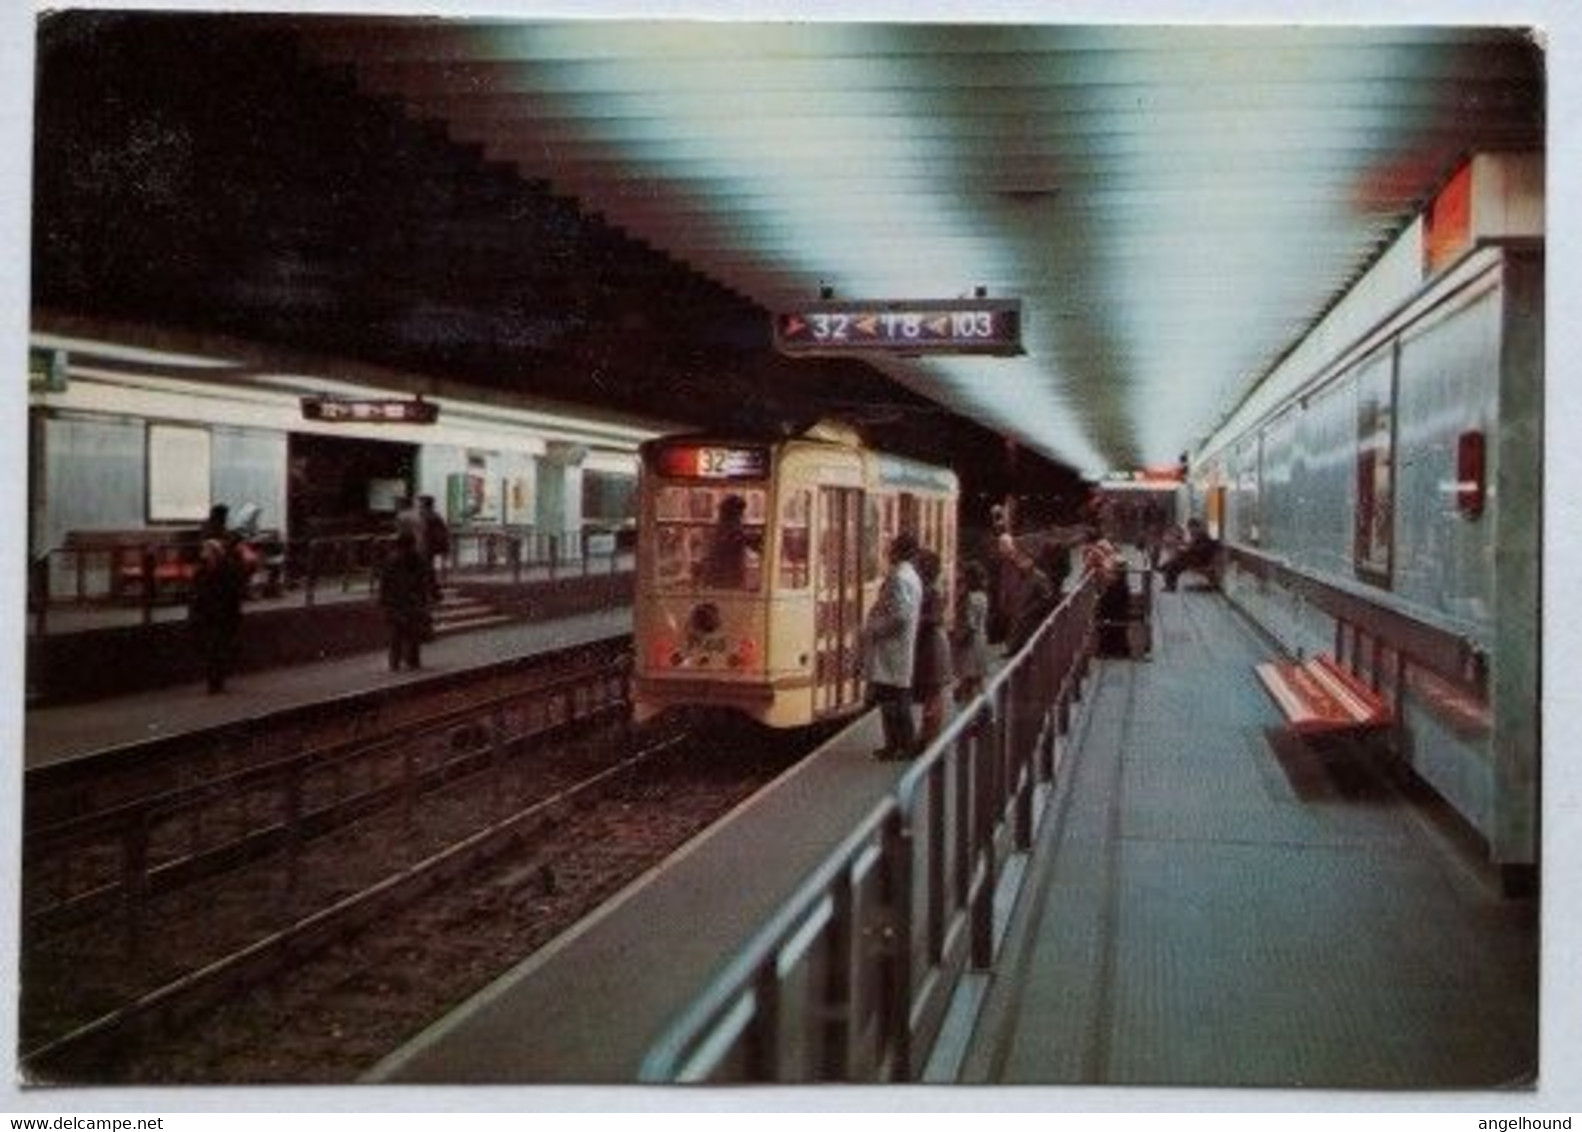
left=747, top=965, right=783, bottom=1080
left=926, top=758, right=946, bottom=964
left=140, top=547, right=156, bottom=625
left=971, top=702, right=998, bottom=970
left=1013, top=667, right=1036, bottom=852
left=954, top=724, right=973, bottom=914
left=881, top=810, right=914, bottom=1081
left=826, top=864, right=856, bottom=1080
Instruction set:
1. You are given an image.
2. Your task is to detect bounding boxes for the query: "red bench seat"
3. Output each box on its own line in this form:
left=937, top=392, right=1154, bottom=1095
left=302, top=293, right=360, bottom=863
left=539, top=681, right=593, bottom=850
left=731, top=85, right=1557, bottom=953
left=1254, top=653, right=1392, bottom=734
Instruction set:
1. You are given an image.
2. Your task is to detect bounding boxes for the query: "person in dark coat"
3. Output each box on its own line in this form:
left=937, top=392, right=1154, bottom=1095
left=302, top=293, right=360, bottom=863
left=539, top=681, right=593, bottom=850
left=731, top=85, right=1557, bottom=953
left=416, top=493, right=451, bottom=599
left=1037, top=540, right=1072, bottom=598
left=1002, top=538, right=1057, bottom=656
left=379, top=529, right=433, bottom=671
left=953, top=559, right=991, bottom=705
left=201, top=503, right=231, bottom=544
left=702, top=493, right=761, bottom=590
left=1083, top=527, right=1133, bottom=656
left=189, top=538, right=246, bottom=693
left=911, top=547, right=955, bottom=751
left=1160, top=517, right=1219, bottom=591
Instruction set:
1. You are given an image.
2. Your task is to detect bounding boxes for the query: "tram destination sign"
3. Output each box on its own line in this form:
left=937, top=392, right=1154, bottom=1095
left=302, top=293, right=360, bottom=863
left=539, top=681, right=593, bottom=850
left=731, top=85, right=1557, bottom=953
left=774, top=298, right=1023, bottom=357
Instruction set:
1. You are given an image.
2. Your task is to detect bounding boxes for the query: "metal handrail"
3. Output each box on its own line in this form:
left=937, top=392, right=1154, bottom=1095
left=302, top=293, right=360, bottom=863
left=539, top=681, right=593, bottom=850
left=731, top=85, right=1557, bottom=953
left=27, top=526, right=634, bottom=635
left=639, top=572, right=1102, bottom=1083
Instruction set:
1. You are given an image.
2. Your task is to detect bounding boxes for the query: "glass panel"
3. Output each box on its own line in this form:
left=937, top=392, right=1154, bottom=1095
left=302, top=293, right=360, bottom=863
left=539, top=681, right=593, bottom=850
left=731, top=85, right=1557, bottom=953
left=652, top=484, right=766, bottom=591
left=1354, top=349, right=1395, bottom=582
left=779, top=490, right=810, bottom=589
left=863, top=496, right=882, bottom=583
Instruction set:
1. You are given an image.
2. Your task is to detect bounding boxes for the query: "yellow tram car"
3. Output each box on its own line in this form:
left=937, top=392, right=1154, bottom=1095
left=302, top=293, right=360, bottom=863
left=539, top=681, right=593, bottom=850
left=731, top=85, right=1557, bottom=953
left=633, top=420, right=959, bottom=729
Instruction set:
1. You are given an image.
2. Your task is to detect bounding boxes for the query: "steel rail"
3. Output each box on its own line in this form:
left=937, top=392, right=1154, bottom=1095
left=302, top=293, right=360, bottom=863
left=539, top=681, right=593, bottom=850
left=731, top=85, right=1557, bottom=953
left=20, top=725, right=693, bottom=1078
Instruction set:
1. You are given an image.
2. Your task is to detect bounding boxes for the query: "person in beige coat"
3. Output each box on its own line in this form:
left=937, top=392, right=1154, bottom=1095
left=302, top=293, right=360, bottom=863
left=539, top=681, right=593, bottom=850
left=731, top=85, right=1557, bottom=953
left=862, top=531, right=922, bottom=760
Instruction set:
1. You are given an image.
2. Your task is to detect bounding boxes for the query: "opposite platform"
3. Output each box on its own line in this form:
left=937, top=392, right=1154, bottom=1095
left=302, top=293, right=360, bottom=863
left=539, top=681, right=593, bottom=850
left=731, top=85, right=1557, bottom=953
left=24, top=606, right=633, bottom=769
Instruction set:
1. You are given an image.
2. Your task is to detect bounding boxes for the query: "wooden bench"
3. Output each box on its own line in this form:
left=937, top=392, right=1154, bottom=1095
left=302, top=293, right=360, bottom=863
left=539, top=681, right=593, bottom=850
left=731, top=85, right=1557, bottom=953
left=1255, top=653, right=1392, bottom=734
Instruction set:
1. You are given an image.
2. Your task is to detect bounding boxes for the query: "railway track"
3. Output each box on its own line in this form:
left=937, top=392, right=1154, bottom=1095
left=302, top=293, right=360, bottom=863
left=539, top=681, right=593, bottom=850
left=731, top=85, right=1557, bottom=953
left=20, top=663, right=816, bottom=1083
left=22, top=640, right=633, bottom=937
left=24, top=637, right=637, bottom=827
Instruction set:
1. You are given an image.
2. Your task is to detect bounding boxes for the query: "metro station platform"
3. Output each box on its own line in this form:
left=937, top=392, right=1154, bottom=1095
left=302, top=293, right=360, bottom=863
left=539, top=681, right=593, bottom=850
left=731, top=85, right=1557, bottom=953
left=961, top=586, right=1539, bottom=1090
left=23, top=606, right=633, bottom=770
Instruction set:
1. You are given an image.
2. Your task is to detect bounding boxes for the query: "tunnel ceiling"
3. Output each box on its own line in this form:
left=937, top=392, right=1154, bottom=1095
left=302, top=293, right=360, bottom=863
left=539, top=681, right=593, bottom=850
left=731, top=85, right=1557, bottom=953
left=32, top=13, right=1544, bottom=480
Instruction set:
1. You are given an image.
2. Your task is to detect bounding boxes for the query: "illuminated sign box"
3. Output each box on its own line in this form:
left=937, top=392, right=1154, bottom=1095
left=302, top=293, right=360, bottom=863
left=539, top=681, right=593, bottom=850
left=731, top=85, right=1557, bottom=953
left=773, top=298, right=1023, bottom=357
left=301, top=396, right=439, bottom=424
left=653, top=444, right=770, bottom=480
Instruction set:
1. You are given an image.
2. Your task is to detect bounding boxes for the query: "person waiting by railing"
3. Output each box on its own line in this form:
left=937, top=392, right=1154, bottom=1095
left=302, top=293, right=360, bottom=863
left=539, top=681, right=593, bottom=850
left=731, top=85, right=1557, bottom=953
left=396, top=494, right=452, bottom=600
left=379, top=528, right=433, bottom=671
left=912, top=547, right=955, bottom=751
left=417, top=494, right=450, bottom=594
left=189, top=537, right=247, bottom=693
left=1000, top=536, right=1058, bottom=656
left=1082, top=526, right=1132, bottom=656
left=862, top=531, right=922, bottom=762
left=953, top=559, right=991, bottom=705
left=1159, top=517, right=1219, bottom=592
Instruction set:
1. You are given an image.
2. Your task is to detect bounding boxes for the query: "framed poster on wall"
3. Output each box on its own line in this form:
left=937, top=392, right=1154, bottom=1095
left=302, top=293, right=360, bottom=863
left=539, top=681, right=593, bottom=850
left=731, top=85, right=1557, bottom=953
left=148, top=423, right=212, bottom=522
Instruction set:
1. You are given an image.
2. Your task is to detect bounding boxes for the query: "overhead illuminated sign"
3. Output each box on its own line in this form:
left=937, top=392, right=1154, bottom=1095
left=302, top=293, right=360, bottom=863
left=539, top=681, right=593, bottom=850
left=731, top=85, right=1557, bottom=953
left=1100, top=466, right=1185, bottom=486
left=774, top=299, right=1023, bottom=357
left=301, top=396, right=439, bottom=424
left=652, top=444, right=770, bottom=480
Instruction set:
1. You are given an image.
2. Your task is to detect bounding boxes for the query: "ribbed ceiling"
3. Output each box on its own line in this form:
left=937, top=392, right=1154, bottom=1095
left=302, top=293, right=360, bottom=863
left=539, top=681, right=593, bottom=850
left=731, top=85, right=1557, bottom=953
left=299, top=20, right=1543, bottom=476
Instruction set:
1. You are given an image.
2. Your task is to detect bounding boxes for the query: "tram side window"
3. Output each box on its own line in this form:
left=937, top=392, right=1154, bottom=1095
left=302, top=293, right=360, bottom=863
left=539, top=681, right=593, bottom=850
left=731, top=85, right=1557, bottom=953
left=654, top=486, right=766, bottom=591
left=780, top=491, right=810, bottom=589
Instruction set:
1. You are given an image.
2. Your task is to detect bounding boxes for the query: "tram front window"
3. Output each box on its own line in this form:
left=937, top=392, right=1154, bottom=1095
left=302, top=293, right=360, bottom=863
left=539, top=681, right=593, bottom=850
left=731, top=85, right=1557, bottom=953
left=654, top=486, right=766, bottom=591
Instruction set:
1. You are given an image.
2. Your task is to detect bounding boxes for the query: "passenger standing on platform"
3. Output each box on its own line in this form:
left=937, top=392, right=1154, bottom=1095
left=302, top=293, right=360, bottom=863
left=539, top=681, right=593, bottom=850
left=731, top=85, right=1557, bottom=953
left=188, top=537, right=246, bottom=693
left=1002, top=537, right=1057, bottom=656
left=201, top=503, right=230, bottom=544
left=953, top=559, right=991, bottom=705
left=416, top=494, right=451, bottom=599
left=861, top=531, right=922, bottom=761
left=1160, top=517, right=1218, bottom=592
left=379, top=529, right=432, bottom=671
left=200, top=500, right=259, bottom=592
left=1038, top=540, right=1072, bottom=598
left=1083, top=526, right=1132, bottom=656
left=911, top=548, right=955, bottom=751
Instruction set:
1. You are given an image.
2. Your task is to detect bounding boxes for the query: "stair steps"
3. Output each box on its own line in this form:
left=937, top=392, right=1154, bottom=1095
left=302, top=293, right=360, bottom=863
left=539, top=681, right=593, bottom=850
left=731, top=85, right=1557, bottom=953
left=430, top=588, right=514, bottom=636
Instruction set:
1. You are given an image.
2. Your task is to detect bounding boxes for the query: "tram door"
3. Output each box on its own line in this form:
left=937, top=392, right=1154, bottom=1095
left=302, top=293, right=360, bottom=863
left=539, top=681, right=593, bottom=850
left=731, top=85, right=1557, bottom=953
left=897, top=494, right=920, bottom=542
left=813, top=486, right=864, bottom=718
